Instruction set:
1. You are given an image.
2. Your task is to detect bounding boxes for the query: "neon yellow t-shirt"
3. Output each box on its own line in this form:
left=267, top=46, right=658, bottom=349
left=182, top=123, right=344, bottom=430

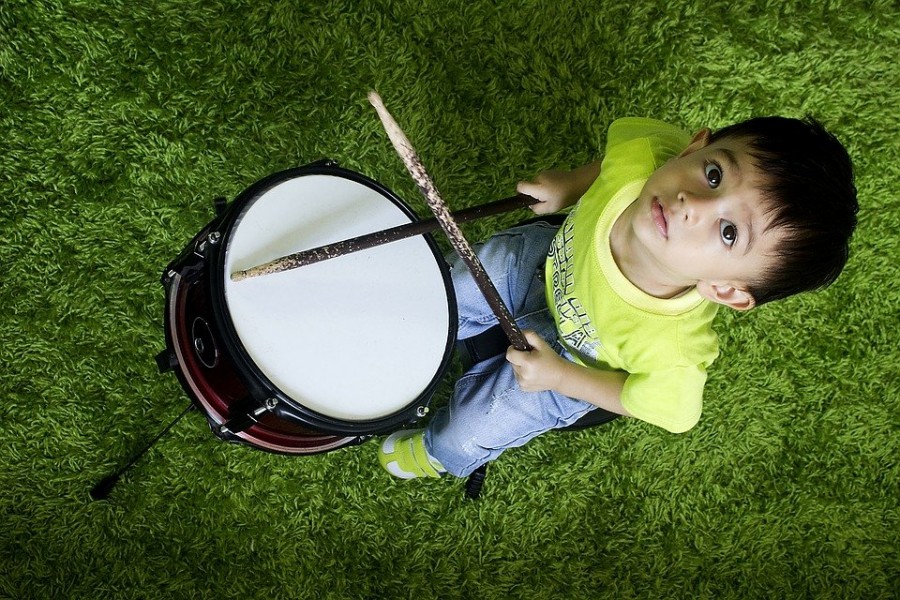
left=545, top=117, right=720, bottom=433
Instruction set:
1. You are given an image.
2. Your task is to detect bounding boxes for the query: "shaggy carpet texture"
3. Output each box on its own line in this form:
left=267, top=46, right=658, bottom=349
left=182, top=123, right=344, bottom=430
left=1, top=1, right=897, bottom=598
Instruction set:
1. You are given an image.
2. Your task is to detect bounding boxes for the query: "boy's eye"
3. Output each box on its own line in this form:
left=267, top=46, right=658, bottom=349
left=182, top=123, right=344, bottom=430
left=720, top=220, right=737, bottom=247
left=705, top=162, right=722, bottom=188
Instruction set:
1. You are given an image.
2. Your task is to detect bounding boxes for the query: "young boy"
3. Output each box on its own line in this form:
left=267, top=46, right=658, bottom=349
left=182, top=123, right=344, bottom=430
left=378, top=116, right=858, bottom=480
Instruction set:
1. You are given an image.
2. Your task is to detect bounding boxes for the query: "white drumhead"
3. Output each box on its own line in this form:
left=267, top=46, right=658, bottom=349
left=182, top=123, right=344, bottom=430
left=223, top=173, right=451, bottom=422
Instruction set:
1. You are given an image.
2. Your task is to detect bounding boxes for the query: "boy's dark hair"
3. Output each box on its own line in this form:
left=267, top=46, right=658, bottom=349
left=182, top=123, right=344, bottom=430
left=710, top=116, right=858, bottom=305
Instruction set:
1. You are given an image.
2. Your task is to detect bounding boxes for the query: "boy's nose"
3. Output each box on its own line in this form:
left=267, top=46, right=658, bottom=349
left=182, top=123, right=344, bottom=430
left=678, top=191, right=713, bottom=225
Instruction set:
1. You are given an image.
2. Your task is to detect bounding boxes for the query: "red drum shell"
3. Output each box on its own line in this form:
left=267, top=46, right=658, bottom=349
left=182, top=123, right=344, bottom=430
left=161, top=163, right=457, bottom=454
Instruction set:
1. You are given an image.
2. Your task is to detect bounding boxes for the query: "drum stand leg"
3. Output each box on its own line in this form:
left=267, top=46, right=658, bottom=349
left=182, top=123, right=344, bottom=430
left=89, top=402, right=195, bottom=501
left=465, top=465, right=487, bottom=500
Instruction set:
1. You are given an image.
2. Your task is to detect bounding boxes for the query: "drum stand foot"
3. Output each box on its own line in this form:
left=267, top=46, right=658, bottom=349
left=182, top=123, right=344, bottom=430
left=464, top=465, right=487, bottom=500
left=90, top=402, right=195, bottom=501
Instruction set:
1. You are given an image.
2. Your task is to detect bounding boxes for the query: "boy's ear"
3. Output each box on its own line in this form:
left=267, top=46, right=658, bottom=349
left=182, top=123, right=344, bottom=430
left=696, top=281, right=756, bottom=311
left=679, top=128, right=712, bottom=157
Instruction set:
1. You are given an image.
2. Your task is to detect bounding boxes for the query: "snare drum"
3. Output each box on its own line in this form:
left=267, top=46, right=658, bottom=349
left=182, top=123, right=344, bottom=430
left=159, top=161, right=457, bottom=454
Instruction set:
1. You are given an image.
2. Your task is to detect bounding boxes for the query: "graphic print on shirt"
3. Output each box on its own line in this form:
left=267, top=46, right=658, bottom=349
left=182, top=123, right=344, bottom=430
left=548, top=216, right=602, bottom=362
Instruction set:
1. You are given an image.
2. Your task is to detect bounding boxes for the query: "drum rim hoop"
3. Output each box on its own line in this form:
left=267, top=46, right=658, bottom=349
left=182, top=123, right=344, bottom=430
left=204, top=162, right=458, bottom=434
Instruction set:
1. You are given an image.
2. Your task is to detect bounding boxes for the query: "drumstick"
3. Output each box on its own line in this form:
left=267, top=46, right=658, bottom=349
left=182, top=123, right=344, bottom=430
left=229, top=193, right=538, bottom=281
left=368, top=90, right=531, bottom=352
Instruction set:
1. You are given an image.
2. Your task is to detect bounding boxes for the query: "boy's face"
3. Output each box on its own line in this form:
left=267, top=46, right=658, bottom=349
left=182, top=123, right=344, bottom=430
left=622, top=131, right=785, bottom=310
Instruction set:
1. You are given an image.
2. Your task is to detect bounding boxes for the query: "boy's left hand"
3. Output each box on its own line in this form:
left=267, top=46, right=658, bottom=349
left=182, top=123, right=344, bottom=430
left=506, top=330, right=566, bottom=393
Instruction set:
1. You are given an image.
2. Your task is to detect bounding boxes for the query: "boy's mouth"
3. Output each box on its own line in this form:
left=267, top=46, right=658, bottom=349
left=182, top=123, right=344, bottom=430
left=652, top=198, right=668, bottom=238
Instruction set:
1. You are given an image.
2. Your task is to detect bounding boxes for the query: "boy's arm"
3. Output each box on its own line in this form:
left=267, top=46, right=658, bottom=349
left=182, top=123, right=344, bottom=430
left=516, top=161, right=601, bottom=215
left=506, top=330, right=631, bottom=416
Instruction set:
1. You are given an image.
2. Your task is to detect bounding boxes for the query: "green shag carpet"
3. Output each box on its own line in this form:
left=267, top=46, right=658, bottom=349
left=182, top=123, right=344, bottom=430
left=1, top=1, right=898, bottom=598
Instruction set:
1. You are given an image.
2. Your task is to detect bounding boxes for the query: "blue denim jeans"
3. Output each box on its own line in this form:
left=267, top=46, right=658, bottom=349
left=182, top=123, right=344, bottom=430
left=424, top=222, right=596, bottom=477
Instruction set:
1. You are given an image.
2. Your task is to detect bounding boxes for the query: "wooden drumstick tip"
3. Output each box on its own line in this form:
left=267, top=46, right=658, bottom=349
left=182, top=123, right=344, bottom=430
left=368, top=90, right=417, bottom=159
left=367, top=90, right=392, bottom=120
left=367, top=90, right=383, bottom=109
left=230, top=263, right=281, bottom=282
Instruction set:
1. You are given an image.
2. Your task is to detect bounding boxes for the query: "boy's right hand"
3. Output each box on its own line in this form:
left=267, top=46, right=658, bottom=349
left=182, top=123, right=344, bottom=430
left=516, top=170, right=577, bottom=215
left=516, top=161, right=601, bottom=215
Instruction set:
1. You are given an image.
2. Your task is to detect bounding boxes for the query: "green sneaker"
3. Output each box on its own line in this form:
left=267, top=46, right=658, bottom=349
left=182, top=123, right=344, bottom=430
left=378, top=429, right=445, bottom=479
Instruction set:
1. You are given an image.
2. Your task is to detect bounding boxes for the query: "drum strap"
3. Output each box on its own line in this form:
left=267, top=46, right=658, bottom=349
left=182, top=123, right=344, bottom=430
left=457, top=325, right=511, bottom=369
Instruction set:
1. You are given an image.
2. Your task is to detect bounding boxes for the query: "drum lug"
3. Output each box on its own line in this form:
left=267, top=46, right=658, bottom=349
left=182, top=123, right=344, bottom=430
left=308, top=158, right=338, bottom=168
left=161, top=269, right=177, bottom=287
left=196, top=230, right=222, bottom=258
left=155, top=349, right=179, bottom=373
left=416, top=406, right=429, bottom=418
left=216, top=397, right=278, bottom=436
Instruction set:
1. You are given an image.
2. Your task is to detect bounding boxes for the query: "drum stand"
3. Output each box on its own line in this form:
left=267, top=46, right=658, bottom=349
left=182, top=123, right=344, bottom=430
left=89, top=402, right=195, bottom=501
